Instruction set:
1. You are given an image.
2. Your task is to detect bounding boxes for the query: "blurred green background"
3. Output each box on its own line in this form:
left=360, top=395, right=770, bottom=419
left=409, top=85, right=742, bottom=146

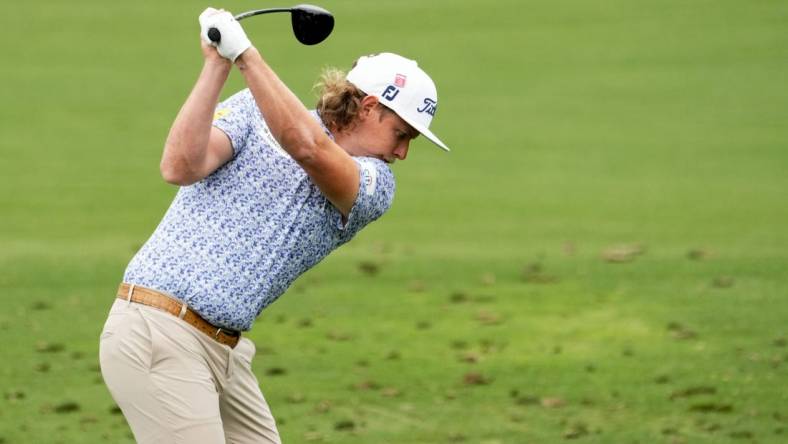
left=1, top=0, right=787, bottom=442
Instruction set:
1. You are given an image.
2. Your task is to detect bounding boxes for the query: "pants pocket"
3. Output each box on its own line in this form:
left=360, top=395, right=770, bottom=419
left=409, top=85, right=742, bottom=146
left=100, top=312, right=128, bottom=340
left=236, top=337, right=256, bottom=368
left=99, top=303, right=153, bottom=373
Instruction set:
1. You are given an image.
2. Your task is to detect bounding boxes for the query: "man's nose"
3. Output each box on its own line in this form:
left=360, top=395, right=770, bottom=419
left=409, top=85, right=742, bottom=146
left=393, top=142, right=409, bottom=160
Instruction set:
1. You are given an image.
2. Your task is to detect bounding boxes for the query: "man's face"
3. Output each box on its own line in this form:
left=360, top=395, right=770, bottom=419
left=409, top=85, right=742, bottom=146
left=350, top=104, right=419, bottom=164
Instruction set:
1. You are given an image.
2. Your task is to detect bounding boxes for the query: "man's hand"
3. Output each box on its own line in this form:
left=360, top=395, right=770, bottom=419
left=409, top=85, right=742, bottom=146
left=199, top=8, right=252, bottom=62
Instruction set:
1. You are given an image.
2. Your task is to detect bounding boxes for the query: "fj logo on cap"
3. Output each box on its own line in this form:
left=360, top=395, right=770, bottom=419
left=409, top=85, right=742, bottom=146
left=382, top=85, right=400, bottom=101
left=417, top=98, right=437, bottom=116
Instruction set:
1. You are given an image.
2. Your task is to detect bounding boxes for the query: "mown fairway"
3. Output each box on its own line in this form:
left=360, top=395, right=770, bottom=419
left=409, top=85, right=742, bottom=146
left=1, top=0, right=787, bottom=443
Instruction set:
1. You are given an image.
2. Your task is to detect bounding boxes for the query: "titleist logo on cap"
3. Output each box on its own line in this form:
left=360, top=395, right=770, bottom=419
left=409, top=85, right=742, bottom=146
left=417, top=98, right=437, bottom=116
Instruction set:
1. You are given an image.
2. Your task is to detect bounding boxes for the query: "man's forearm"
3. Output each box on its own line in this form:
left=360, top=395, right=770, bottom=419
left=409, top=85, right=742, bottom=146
left=235, top=47, right=329, bottom=162
left=162, top=60, right=232, bottom=176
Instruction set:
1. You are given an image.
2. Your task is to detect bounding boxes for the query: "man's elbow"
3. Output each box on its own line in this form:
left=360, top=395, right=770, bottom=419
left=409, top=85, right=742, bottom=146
left=280, top=128, right=323, bottom=164
left=160, top=155, right=198, bottom=186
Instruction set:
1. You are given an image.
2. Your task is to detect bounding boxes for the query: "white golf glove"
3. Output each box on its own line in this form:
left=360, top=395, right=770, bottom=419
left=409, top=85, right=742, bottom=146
left=199, top=8, right=252, bottom=62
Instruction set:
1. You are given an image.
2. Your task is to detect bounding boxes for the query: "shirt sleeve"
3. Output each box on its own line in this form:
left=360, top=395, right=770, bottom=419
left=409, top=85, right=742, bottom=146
left=336, top=157, right=396, bottom=240
left=212, top=89, right=256, bottom=156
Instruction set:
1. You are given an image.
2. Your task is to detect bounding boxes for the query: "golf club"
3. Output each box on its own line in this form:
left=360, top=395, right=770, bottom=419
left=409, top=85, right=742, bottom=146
left=207, top=4, right=334, bottom=46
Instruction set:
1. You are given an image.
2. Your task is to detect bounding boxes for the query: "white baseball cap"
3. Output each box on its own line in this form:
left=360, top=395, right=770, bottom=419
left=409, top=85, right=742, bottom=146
left=346, top=52, right=449, bottom=151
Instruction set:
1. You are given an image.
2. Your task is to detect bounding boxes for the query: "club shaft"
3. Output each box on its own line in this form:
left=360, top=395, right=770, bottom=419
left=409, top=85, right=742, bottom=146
left=234, top=8, right=292, bottom=21
left=208, top=7, right=292, bottom=42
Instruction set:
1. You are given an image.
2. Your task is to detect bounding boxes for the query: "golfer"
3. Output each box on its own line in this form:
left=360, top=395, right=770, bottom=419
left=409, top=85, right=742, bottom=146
left=99, top=7, right=449, bottom=444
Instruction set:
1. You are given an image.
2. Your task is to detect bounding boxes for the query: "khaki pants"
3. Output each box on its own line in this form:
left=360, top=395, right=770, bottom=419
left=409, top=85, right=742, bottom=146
left=99, top=299, right=281, bottom=444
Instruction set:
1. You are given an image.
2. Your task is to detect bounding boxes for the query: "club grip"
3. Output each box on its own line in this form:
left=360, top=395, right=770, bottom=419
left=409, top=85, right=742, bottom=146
left=207, top=27, right=221, bottom=43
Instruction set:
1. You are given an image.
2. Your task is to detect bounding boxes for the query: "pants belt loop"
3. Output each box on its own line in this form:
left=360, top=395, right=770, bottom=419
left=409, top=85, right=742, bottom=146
left=178, top=302, right=188, bottom=319
left=126, top=284, right=135, bottom=306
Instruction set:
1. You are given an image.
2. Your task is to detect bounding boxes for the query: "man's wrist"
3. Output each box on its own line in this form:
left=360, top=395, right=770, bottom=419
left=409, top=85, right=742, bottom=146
left=234, top=46, right=259, bottom=70
left=204, top=56, right=232, bottom=73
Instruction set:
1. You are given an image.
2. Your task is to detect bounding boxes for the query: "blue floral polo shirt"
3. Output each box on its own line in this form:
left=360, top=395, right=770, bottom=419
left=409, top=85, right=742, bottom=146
left=123, top=89, right=395, bottom=331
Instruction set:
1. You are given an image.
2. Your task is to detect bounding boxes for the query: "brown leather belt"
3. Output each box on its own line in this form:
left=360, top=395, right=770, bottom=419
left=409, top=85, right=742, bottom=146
left=116, top=283, right=240, bottom=348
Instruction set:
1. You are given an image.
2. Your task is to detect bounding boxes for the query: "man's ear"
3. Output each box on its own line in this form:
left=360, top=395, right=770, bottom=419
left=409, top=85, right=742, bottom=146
left=358, top=95, right=380, bottom=120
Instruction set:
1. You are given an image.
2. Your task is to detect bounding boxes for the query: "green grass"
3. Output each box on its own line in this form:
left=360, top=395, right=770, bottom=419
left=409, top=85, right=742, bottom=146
left=2, top=0, right=788, bottom=442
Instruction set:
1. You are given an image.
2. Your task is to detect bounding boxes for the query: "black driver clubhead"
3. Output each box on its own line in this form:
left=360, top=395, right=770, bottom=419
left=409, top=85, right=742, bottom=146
left=290, top=4, right=334, bottom=45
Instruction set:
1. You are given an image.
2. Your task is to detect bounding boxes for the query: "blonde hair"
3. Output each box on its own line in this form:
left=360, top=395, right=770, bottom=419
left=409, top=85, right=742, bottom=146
left=314, top=67, right=366, bottom=133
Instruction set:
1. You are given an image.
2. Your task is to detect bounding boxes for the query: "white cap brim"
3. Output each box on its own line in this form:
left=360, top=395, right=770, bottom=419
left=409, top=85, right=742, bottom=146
left=401, top=113, right=450, bottom=152
left=380, top=103, right=450, bottom=152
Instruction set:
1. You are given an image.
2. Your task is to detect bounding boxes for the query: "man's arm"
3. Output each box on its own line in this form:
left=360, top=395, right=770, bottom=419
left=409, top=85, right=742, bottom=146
left=234, top=47, right=361, bottom=217
left=159, top=42, right=235, bottom=186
